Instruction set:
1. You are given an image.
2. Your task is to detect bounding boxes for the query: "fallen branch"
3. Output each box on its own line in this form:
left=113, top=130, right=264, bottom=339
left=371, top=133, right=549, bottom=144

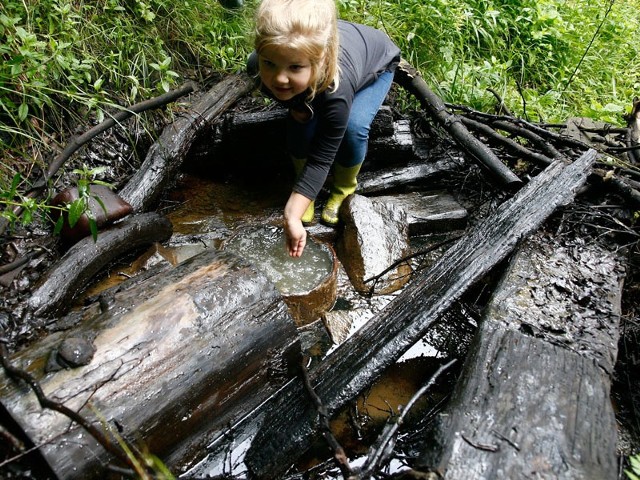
left=0, top=343, right=137, bottom=473
left=355, top=359, right=457, bottom=480
left=27, top=212, right=172, bottom=318
left=460, top=117, right=553, bottom=167
left=394, top=60, right=522, bottom=189
left=119, top=73, right=254, bottom=212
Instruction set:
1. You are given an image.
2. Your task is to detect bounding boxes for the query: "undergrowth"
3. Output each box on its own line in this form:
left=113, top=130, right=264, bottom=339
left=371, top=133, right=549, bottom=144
left=1, top=0, right=639, bottom=223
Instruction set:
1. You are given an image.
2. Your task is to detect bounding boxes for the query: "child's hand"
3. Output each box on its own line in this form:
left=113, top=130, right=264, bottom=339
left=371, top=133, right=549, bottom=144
left=283, top=192, right=312, bottom=257
left=284, top=219, right=307, bottom=257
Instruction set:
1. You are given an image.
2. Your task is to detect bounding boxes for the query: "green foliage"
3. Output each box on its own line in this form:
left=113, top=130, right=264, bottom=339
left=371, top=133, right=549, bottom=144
left=1, top=0, right=640, bottom=229
left=338, top=0, right=640, bottom=123
left=0, top=0, right=253, bottom=187
left=0, top=164, right=113, bottom=241
left=627, top=453, right=640, bottom=480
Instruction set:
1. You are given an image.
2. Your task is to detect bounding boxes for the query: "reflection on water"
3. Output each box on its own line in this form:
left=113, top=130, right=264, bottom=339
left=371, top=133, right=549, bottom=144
left=225, top=226, right=333, bottom=295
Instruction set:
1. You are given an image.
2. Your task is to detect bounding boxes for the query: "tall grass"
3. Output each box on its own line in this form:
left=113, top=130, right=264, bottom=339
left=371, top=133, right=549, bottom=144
left=1, top=0, right=639, bottom=192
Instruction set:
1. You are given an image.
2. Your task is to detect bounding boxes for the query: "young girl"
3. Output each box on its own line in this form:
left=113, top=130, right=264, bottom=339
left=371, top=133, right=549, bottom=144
left=249, top=0, right=401, bottom=257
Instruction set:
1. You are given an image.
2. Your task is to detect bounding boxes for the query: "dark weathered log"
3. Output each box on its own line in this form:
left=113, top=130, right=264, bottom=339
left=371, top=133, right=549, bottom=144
left=27, top=212, right=173, bottom=318
left=243, top=150, right=596, bottom=478
left=416, top=232, right=625, bottom=479
left=394, top=60, right=522, bottom=188
left=357, top=157, right=463, bottom=195
left=489, top=119, right=562, bottom=159
left=120, top=74, right=254, bottom=212
left=1, top=249, right=300, bottom=479
left=590, top=168, right=640, bottom=209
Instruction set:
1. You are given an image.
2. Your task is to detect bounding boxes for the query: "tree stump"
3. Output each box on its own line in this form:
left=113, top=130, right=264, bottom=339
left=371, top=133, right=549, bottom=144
left=416, top=231, right=625, bottom=479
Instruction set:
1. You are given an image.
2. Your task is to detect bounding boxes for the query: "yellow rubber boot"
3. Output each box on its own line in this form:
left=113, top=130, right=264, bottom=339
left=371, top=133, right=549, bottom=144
left=321, top=163, right=362, bottom=226
left=291, top=156, right=316, bottom=225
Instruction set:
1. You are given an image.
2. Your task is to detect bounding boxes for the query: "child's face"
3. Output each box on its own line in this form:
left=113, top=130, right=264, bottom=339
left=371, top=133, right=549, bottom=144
left=258, top=45, right=313, bottom=102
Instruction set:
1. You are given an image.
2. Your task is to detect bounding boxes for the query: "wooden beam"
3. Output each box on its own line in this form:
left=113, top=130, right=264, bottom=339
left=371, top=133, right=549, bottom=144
left=2, top=249, right=300, bottom=479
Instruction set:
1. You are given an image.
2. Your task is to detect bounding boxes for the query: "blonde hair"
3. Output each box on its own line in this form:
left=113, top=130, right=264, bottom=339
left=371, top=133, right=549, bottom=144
left=254, top=0, right=340, bottom=100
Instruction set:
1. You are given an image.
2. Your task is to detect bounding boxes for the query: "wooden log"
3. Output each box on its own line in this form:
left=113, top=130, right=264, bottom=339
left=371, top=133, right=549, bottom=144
left=1, top=248, right=300, bottom=479
left=27, top=212, right=173, bottom=318
left=242, top=150, right=596, bottom=478
left=416, top=232, right=625, bottom=479
left=119, top=74, right=255, bottom=212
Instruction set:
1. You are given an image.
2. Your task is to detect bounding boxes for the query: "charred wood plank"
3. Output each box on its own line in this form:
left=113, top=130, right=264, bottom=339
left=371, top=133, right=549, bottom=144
left=357, top=156, right=464, bottom=195
left=27, top=212, right=173, bottom=318
left=394, top=60, right=522, bottom=188
left=1, top=249, right=300, bottom=479
left=243, top=150, right=596, bottom=478
left=416, top=231, right=625, bottom=479
left=120, top=74, right=254, bottom=212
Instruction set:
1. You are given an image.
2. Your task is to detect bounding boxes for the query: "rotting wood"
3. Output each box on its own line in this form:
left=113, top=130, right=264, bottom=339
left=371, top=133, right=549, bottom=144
left=27, top=212, right=173, bottom=318
left=416, top=231, right=625, bottom=479
left=119, top=73, right=254, bottom=212
left=243, top=150, right=597, bottom=479
left=1, top=248, right=300, bottom=479
left=357, top=156, right=464, bottom=196
left=394, top=59, right=522, bottom=188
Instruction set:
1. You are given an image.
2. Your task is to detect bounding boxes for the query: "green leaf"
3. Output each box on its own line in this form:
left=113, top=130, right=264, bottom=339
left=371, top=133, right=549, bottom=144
left=53, top=215, right=65, bottom=235
left=92, top=195, right=108, bottom=215
left=18, top=103, right=28, bottom=121
left=68, top=199, right=86, bottom=227
left=89, top=218, right=98, bottom=242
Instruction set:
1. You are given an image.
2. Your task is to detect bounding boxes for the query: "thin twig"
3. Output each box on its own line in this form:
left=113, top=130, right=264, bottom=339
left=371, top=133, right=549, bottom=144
left=356, top=359, right=457, bottom=480
left=364, top=236, right=462, bottom=295
left=300, top=357, right=354, bottom=478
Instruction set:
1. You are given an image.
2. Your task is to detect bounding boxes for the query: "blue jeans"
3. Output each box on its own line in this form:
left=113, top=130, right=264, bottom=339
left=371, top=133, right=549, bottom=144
left=287, top=70, right=394, bottom=168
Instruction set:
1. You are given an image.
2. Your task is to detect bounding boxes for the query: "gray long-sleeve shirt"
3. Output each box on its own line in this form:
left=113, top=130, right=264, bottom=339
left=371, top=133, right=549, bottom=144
left=248, top=20, right=401, bottom=200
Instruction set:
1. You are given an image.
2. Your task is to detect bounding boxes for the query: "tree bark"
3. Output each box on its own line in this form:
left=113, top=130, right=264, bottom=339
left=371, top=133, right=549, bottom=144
left=27, top=212, right=173, bottom=318
left=416, top=231, right=625, bottom=479
left=243, top=150, right=596, bottom=478
left=119, top=73, right=255, bottom=212
left=1, top=248, right=300, bottom=479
